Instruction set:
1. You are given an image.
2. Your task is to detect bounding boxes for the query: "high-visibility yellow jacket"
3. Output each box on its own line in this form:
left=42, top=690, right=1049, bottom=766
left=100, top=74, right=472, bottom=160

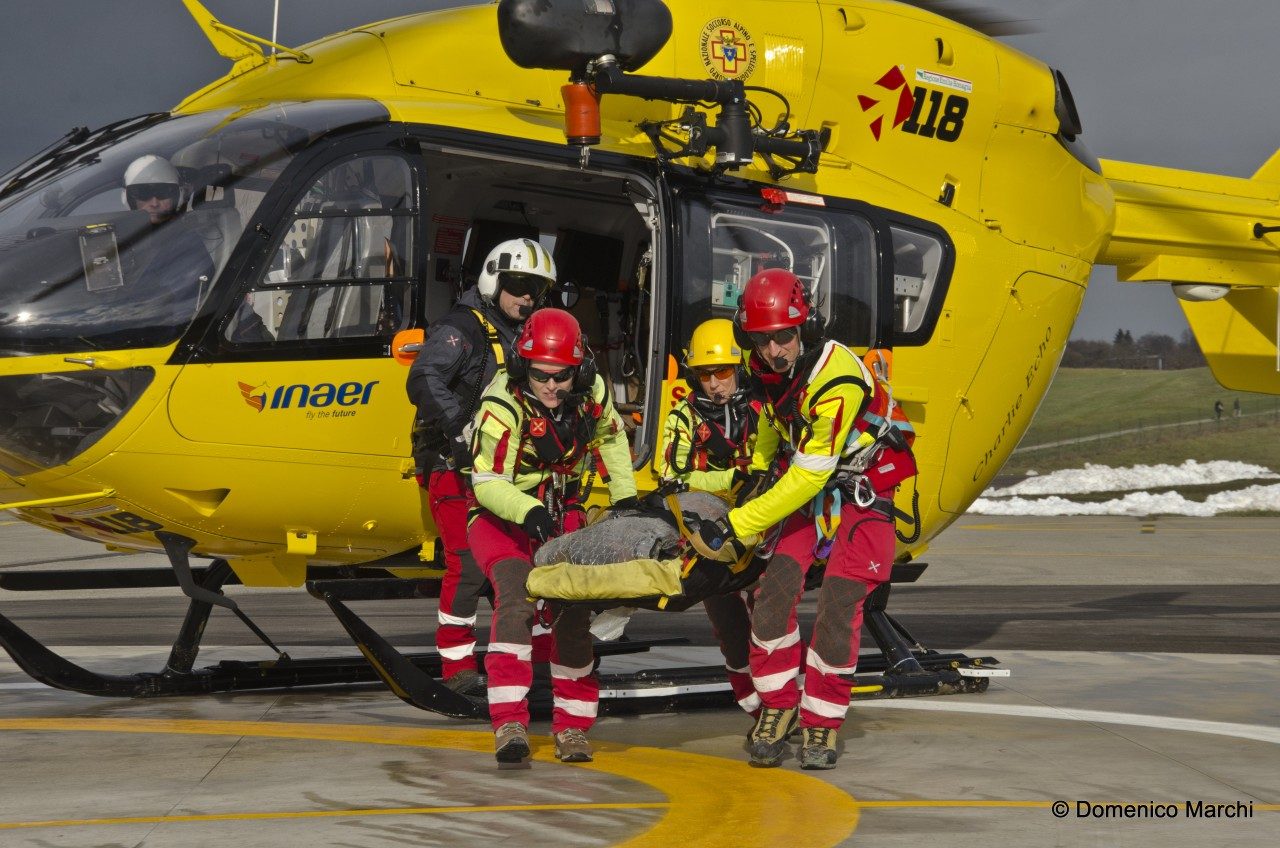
left=657, top=395, right=757, bottom=494
left=470, top=372, right=636, bottom=524
left=727, top=341, right=877, bottom=538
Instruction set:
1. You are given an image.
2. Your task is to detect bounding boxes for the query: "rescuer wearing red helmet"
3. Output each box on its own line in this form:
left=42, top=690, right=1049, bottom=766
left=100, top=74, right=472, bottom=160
left=693, top=267, right=913, bottom=770
left=467, top=308, right=637, bottom=767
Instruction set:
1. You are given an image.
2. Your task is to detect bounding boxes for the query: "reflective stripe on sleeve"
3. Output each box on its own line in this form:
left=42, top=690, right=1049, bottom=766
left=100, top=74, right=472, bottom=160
left=793, top=452, right=839, bottom=471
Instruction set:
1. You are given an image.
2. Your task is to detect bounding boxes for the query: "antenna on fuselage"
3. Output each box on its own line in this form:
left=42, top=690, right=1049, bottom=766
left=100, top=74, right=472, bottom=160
left=271, top=0, right=280, bottom=57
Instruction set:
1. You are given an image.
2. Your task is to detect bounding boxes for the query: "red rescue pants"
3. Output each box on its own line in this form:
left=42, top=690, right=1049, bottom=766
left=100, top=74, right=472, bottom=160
left=426, top=469, right=487, bottom=679
left=748, top=499, right=895, bottom=729
left=470, top=508, right=595, bottom=733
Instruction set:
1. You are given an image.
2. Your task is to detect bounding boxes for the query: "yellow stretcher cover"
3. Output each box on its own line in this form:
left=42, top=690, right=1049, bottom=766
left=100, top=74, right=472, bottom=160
left=526, top=557, right=685, bottom=601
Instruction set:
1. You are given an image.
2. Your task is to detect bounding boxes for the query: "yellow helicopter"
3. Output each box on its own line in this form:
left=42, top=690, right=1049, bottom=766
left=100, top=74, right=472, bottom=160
left=1, top=0, right=1277, bottom=715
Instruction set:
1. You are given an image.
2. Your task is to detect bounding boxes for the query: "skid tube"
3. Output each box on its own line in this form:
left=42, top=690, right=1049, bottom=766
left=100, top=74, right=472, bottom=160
left=0, top=552, right=697, bottom=710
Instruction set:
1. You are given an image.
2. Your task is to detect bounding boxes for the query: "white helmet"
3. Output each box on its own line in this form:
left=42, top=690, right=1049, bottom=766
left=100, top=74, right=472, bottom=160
left=122, top=154, right=182, bottom=209
left=476, top=237, right=556, bottom=302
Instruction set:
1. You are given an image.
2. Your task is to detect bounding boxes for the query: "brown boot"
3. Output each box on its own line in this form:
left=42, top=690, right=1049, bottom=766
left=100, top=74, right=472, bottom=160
left=798, top=727, right=838, bottom=770
left=494, top=722, right=531, bottom=768
left=748, top=707, right=797, bottom=767
left=553, top=728, right=594, bottom=763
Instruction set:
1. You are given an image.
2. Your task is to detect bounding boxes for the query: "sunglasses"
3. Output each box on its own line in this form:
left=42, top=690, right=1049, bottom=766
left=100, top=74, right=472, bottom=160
left=747, top=326, right=799, bottom=347
left=126, top=184, right=179, bottom=203
left=694, top=365, right=737, bottom=382
left=500, top=272, right=551, bottom=299
left=528, top=365, right=575, bottom=384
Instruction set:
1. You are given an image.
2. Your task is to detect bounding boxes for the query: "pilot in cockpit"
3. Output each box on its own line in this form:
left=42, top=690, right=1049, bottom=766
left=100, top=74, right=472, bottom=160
left=122, top=154, right=215, bottom=321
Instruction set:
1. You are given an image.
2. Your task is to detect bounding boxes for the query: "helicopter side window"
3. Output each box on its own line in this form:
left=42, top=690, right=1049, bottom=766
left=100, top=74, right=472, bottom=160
left=224, top=154, right=417, bottom=344
left=890, top=225, right=945, bottom=336
left=678, top=194, right=876, bottom=349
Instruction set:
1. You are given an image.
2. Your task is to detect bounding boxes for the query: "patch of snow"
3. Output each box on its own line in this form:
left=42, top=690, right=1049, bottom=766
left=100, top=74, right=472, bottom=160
left=984, top=460, right=1276, bottom=497
left=970, top=483, right=1280, bottom=517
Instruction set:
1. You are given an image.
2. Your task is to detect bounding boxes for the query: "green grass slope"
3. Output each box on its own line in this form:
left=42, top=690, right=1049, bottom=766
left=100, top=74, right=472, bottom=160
left=1002, top=368, right=1280, bottom=477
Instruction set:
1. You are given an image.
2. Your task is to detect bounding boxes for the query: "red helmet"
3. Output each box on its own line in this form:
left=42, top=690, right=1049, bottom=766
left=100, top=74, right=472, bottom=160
left=736, top=268, right=809, bottom=332
left=514, top=308, right=585, bottom=366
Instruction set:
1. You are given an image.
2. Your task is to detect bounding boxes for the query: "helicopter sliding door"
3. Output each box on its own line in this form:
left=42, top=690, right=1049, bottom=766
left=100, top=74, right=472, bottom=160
left=415, top=145, right=661, bottom=463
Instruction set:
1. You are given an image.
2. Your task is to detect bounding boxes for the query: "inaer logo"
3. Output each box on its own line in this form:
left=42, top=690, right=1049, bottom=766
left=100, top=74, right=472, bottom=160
left=236, top=380, right=380, bottom=412
left=858, top=66, right=915, bottom=141
left=238, top=382, right=266, bottom=413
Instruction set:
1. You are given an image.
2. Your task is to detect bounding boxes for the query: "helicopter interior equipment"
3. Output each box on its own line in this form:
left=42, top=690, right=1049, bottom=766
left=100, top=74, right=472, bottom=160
left=5, top=0, right=1279, bottom=712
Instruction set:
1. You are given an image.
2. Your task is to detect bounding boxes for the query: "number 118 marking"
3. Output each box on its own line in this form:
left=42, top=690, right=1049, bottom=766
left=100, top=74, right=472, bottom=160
left=901, top=86, right=968, bottom=142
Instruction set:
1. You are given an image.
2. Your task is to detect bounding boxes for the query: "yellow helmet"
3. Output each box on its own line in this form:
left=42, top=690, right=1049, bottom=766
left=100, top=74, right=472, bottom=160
left=686, top=318, right=743, bottom=368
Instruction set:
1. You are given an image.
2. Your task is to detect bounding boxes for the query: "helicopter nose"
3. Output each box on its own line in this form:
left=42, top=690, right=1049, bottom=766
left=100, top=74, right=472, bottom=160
left=0, top=369, right=156, bottom=473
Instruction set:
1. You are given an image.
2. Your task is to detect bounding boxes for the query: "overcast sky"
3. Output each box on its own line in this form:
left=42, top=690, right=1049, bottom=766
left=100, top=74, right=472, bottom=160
left=2, top=0, right=1277, bottom=341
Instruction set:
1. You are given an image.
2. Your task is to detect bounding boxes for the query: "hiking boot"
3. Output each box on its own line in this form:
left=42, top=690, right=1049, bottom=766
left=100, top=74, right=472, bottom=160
left=744, top=707, right=799, bottom=742
left=554, top=728, right=594, bottom=763
left=443, top=668, right=487, bottom=697
left=747, top=707, right=797, bottom=767
left=798, top=727, right=838, bottom=770
left=494, top=722, right=531, bottom=769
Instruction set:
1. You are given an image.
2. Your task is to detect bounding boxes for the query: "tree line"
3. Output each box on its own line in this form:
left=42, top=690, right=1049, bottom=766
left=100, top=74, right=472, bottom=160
left=1060, top=329, right=1207, bottom=369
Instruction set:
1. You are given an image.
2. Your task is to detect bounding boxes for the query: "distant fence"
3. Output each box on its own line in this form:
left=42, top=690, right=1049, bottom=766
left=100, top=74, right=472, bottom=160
left=1011, top=401, right=1280, bottom=462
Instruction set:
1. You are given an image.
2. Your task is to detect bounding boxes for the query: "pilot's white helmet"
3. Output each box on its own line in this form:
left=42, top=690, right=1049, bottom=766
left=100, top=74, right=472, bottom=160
left=476, top=237, right=556, bottom=302
left=122, top=154, right=183, bottom=209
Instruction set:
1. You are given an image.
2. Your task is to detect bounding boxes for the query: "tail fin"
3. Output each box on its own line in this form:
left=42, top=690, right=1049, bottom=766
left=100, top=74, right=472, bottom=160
left=1097, top=157, right=1280, bottom=393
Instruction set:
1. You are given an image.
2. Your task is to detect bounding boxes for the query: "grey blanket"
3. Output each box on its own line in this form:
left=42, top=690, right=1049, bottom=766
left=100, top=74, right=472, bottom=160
left=533, top=491, right=728, bottom=566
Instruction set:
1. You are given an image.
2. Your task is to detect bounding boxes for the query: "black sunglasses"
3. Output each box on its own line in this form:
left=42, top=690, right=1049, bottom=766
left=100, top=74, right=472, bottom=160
left=747, top=326, right=799, bottom=347
left=527, top=365, right=575, bottom=384
left=127, top=184, right=179, bottom=203
left=499, top=272, right=551, bottom=299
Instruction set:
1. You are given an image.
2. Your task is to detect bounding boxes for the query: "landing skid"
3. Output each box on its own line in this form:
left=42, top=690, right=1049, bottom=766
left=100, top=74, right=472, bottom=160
left=0, top=544, right=1004, bottom=714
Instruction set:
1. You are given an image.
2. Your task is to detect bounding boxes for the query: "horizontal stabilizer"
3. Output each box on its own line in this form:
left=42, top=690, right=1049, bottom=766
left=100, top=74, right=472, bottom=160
left=1097, top=157, right=1280, bottom=394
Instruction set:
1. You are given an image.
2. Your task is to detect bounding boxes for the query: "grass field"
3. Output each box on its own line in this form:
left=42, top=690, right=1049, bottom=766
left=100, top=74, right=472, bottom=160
left=1001, top=368, right=1280, bottom=477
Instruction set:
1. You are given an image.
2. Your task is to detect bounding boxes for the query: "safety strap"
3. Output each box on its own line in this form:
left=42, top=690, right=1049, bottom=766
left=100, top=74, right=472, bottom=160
left=469, top=308, right=505, bottom=366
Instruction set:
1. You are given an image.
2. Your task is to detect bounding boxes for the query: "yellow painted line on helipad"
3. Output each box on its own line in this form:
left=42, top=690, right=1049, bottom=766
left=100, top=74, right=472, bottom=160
left=0, top=718, right=861, bottom=847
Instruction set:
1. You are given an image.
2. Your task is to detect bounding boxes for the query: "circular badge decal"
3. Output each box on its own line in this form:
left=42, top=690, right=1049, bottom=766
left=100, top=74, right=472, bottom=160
left=699, top=18, right=757, bottom=81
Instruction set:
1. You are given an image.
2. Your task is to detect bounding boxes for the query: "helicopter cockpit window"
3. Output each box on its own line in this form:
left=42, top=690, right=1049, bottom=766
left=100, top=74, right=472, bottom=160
left=678, top=195, right=876, bottom=349
left=0, top=99, right=389, bottom=356
left=223, top=153, right=416, bottom=344
left=890, top=225, right=945, bottom=335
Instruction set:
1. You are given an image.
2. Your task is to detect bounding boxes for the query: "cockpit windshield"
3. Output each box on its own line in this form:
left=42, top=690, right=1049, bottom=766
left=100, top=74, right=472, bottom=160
left=0, top=100, right=387, bottom=355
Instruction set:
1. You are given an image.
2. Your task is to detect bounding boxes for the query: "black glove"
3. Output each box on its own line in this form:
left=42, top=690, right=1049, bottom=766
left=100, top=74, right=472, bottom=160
left=448, top=434, right=472, bottom=472
left=697, top=516, right=734, bottom=553
left=688, top=516, right=749, bottom=563
left=609, top=496, right=640, bottom=513
left=521, top=506, right=555, bottom=543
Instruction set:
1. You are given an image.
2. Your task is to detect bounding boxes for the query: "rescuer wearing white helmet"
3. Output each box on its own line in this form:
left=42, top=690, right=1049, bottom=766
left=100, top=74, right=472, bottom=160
left=406, top=237, right=557, bottom=696
left=120, top=154, right=214, bottom=325
left=123, top=154, right=185, bottom=225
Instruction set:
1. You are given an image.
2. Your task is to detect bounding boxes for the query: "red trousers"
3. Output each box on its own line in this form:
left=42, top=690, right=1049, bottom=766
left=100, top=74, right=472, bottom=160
left=426, top=469, right=487, bottom=679
left=748, top=499, right=895, bottom=729
left=470, top=508, right=595, bottom=733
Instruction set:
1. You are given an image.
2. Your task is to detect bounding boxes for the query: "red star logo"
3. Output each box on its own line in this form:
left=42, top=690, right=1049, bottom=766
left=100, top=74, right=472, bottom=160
left=696, top=422, right=712, bottom=441
left=529, top=418, right=547, bottom=437
left=857, top=67, right=916, bottom=141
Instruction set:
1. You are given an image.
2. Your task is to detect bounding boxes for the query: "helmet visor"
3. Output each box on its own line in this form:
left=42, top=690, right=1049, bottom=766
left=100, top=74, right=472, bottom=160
left=126, top=184, right=179, bottom=204
left=499, top=271, right=551, bottom=300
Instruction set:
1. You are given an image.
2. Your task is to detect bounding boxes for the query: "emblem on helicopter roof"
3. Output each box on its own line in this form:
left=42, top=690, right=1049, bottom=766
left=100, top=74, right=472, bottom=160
left=699, top=19, right=757, bottom=81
